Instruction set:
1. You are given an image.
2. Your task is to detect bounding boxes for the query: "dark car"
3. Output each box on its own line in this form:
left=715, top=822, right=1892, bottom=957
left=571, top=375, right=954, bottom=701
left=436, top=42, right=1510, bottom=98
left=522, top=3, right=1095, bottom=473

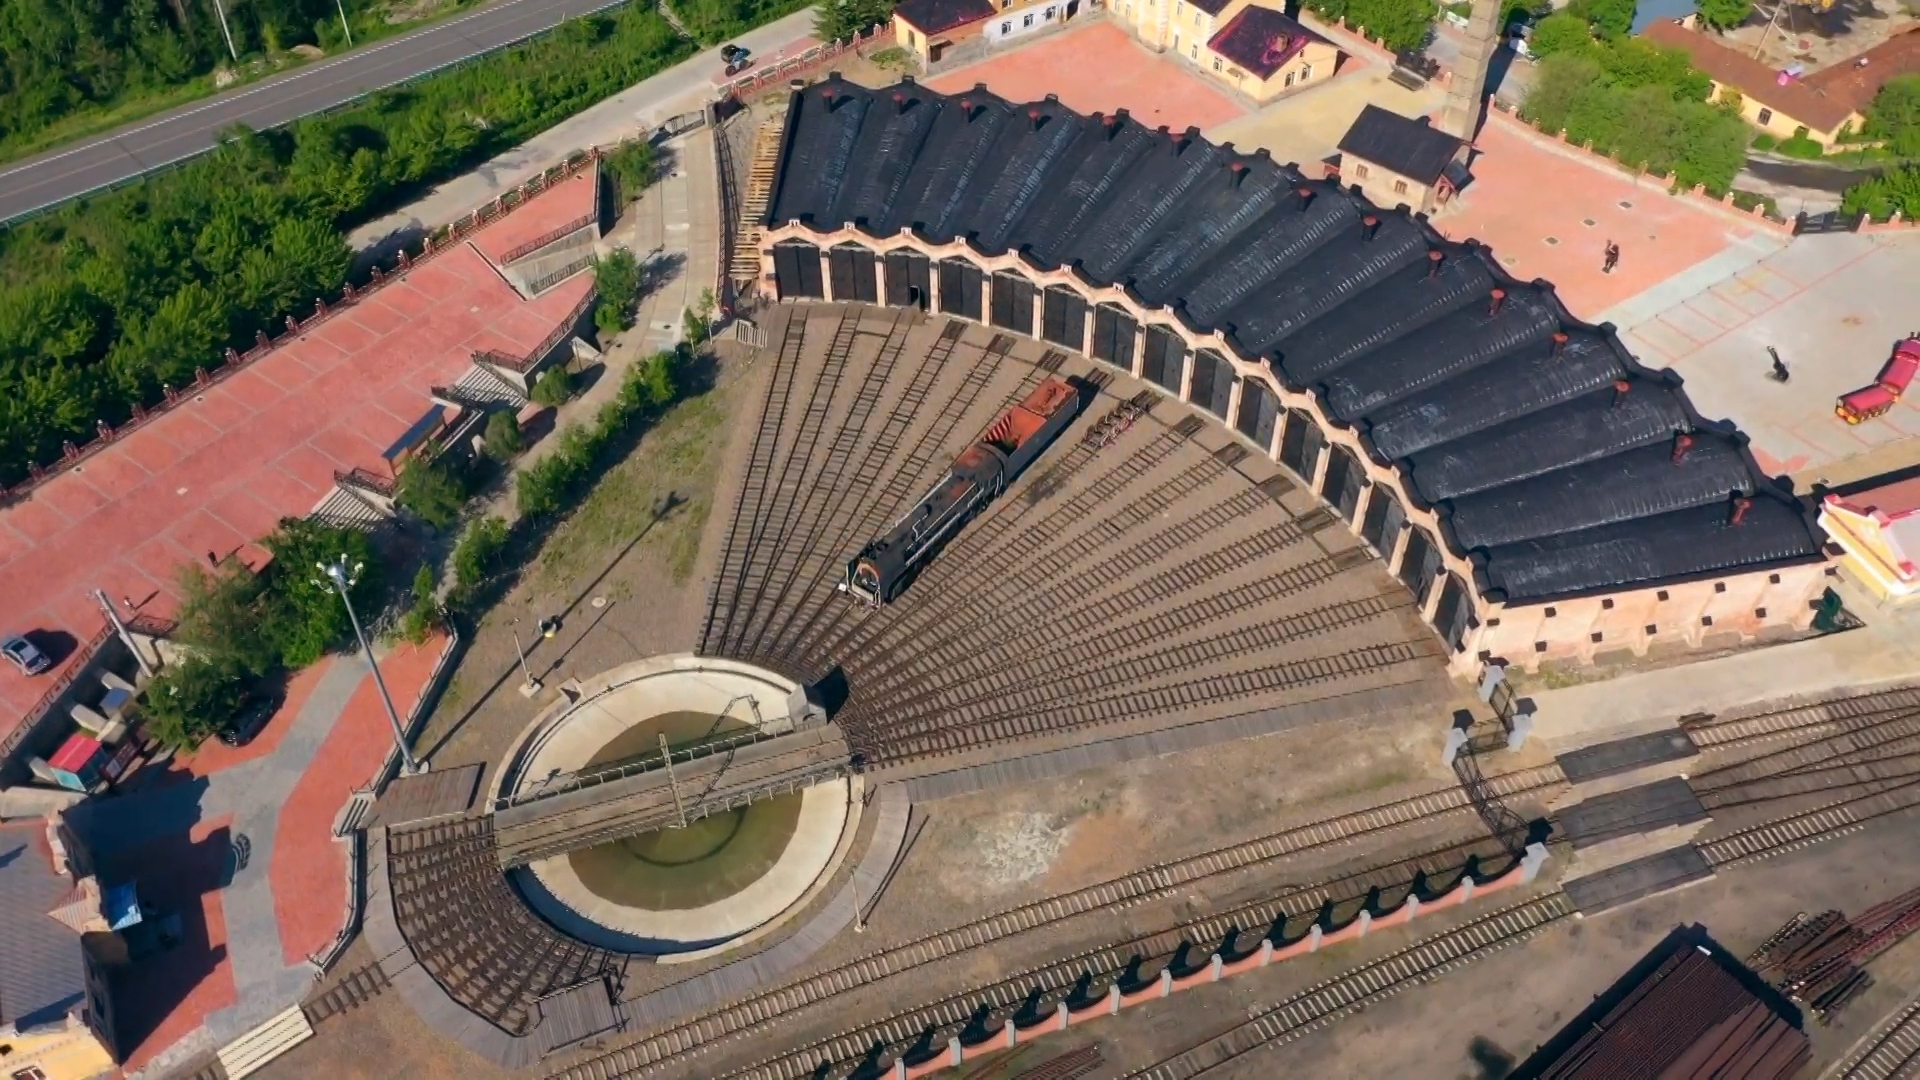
left=2, top=635, right=51, bottom=676
left=219, top=689, right=283, bottom=747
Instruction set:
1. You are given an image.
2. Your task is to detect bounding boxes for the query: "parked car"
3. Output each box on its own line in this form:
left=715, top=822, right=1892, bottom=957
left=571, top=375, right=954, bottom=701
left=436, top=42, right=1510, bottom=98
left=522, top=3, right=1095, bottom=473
left=219, top=688, right=283, bottom=747
left=1, top=635, right=51, bottom=676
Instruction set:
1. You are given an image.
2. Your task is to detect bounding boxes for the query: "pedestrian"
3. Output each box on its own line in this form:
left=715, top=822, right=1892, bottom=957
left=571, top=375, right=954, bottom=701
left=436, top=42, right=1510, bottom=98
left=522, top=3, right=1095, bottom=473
left=1767, top=346, right=1791, bottom=384
left=1602, top=242, right=1620, bottom=275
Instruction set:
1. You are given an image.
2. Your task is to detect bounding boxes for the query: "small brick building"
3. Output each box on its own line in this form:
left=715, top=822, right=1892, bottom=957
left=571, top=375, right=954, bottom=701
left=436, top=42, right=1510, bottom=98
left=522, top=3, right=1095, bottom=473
left=1330, top=104, right=1470, bottom=216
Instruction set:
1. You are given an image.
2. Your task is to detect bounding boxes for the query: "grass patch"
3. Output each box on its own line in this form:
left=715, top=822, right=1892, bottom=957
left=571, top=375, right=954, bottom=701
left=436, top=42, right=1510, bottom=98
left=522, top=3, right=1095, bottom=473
left=530, top=374, right=734, bottom=596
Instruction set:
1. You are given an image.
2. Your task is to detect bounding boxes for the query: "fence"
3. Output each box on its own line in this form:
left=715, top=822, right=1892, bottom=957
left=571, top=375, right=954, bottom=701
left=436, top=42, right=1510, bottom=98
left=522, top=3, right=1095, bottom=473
left=716, top=26, right=887, bottom=101
left=0, top=150, right=600, bottom=508
left=499, top=211, right=597, bottom=265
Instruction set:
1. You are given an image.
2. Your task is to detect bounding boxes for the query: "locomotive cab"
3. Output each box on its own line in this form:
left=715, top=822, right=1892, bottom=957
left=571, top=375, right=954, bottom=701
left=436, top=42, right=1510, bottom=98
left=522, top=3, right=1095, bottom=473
left=846, top=556, right=886, bottom=605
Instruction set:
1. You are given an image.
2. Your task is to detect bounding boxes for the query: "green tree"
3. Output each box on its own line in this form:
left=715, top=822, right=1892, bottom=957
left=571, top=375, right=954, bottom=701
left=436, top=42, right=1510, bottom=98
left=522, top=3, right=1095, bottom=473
left=593, top=248, right=643, bottom=335
left=815, top=0, right=894, bottom=44
left=398, top=563, right=440, bottom=644
left=1523, top=41, right=1746, bottom=190
left=485, top=409, right=523, bottom=459
left=140, top=655, right=248, bottom=752
left=259, top=516, right=381, bottom=668
left=175, top=559, right=278, bottom=675
left=1694, top=0, right=1754, bottom=29
left=451, top=515, right=509, bottom=597
left=1572, top=0, right=1635, bottom=38
left=531, top=365, right=573, bottom=406
left=1527, top=11, right=1596, bottom=58
left=1843, top=165, right=1920, bottom=221
left=604, top=139, right=658, bottom=203
left=395, top=450, right=469, bottom=528
left=1863, top=75, right=1920, bottom=156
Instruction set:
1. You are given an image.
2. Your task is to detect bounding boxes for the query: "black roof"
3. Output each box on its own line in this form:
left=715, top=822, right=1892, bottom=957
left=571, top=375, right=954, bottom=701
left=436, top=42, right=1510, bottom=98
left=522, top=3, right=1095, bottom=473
left=1337, top=104, right=1467, bottom=185
left=765, top=78, right=1824, bottom=604
left=1188, top=0, right=1235, bottom=15
left=1207, top=7, right=1329, bottom=80
left=893, top=0, right=995, bottom=34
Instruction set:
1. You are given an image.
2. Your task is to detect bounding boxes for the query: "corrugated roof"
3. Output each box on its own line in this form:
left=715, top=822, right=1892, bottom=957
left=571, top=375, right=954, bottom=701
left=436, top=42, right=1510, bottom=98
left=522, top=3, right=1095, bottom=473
left=1336, top=105, right=1467, bottom=185
left=1801, top=25, right=1920, bottom=120
left=765, top=78, right=1826, bottom=604
left=0, top=826, right=87, bottom=1031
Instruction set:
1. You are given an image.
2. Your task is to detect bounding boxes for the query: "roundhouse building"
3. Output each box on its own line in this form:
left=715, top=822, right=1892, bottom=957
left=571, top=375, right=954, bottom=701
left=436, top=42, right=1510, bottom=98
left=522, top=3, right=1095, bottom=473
left=755, top=77, right=1831, bottom=676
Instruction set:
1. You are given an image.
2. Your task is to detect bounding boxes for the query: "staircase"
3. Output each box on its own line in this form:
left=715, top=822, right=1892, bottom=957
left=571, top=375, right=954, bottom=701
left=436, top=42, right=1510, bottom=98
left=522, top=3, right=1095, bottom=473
left=499, top=224, right=599, bottom=298
left=731, top=118, right=785, bottom=286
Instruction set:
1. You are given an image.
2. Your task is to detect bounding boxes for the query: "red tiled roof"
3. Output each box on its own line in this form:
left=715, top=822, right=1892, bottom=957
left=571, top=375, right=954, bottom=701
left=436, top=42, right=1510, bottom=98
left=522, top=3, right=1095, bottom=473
left=1207, top=6, right=1330, bottom=80
left=1640, top=19, right=1907, bottom=133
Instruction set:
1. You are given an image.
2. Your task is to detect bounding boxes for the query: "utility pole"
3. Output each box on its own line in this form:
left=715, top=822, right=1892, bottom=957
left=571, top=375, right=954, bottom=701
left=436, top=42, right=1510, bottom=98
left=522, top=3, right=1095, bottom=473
left=513, top=626, right=542, bottom=697
left=660, top=734, right=689, bottom=828
left=336, top=0, right=354, bottom=46
left=211, top=0, right=240, bottom=63
left=317, top=557, right=422, bottom=775
left=92, top=589, right=154, bottom=679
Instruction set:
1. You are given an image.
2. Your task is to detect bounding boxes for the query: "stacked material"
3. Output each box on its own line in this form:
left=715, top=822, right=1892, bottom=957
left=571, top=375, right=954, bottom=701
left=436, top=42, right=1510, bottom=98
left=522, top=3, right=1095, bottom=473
left=1536, top=945, right=1809, bottom=1079
left=1749, top=886, right=1920, bottom=1024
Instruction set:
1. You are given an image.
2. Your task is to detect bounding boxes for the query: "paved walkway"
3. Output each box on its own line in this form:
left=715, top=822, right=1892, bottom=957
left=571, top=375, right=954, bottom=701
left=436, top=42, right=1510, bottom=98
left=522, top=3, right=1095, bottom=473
left=74, top=634, right=449, bottom=1075
left=348, top=8, right=817, bottom=254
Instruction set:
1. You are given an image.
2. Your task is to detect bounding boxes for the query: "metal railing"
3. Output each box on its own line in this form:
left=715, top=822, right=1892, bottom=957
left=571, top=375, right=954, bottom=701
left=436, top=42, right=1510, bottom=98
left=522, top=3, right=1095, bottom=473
left=493, top=710, right=816, bottom=812
left=499, top=212, right=597, bottom=265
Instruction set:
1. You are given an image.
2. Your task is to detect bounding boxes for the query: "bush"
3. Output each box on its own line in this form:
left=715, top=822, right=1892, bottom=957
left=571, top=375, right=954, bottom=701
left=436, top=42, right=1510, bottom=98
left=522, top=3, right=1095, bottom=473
left=1863, top=75, right=1920, bottom=157
left=395, top=449, right=469, bottom=528
left=141, top=656, right=248, bottom=752
left=815, top=0, right=893, bottom=43
left=1301, top=0, right=1435, bottom=51
left=1526, top=11, right=1595, bottom=58
left=1695, top=0, right=1754, bottom=30
left=452, top=516, right=510, bottom=598
left=259, top=517, right=383, bottom=668
left=1777, top=133, right=1825, bottom=159
left=398, top=564, right=440, bottom=644
left=1523, top=45, right=1747, bottom=191
left=517, top=348, right=681, bottom=517
left=485, top=410, right=524, bottom=459
left=1843, top=165, right=1920, bottom=221
left=1751, top=132, right=1777, bottom=151
left=682, top=289, right=716, bottom=346
left=594, top=249, right=643, bottom=335
left=531, top=365, right=574, bottom=407
left=604, top=139, right=659, bottom=203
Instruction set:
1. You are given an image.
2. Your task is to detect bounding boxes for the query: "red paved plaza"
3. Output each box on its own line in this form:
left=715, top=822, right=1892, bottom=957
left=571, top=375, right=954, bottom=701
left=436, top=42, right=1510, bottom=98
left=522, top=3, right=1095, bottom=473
left=1435, top=114, right=1764, bottom=321
left=0, top=178, right=595, bottom=724
left=928, top=21, right=1248, bottom=132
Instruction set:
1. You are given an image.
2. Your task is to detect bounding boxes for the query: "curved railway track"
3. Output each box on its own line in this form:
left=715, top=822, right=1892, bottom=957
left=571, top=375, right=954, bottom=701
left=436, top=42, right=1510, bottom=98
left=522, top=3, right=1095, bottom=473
left=546, top=766, right=1566, bottom=1080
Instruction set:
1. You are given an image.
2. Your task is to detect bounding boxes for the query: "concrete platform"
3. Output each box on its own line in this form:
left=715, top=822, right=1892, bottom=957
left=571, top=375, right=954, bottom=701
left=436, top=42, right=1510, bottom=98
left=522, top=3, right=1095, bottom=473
left=1557, top=729, right=1699, bottom=785
left=1564, top=845, right=1714, bottom=915
left=1559, top=777, right=1709, bottom=849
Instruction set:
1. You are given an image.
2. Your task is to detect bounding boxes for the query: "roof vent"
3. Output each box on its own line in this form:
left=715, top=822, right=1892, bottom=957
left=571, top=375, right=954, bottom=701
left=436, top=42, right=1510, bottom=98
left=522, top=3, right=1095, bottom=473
left=1295, top=185, right=1315, bottom=210
left=1488, top=288, right=1507, bottom=316
left=1101, top=113, right=1121, bottom=140
left=820, top=86, right=840, bottom=109
left=1361, top=214, right=1380, bottom=241
left=1729, top=494, right=1753, bottom=526
left=1550, top=331, right=1570, bottom=356
left=959, top=96, right=975, bottom=121
left=1672, top=433, right=1694, bottom=464
left=1426, top=249, right=1444, bottom=278
left=1028, top=107, right=1045, bottom=130
left=1611, top=379, right=1631, bottom=409
left=892, top=91, right=909, bottom=113
left=1230, top=162, right=1250, bottom=189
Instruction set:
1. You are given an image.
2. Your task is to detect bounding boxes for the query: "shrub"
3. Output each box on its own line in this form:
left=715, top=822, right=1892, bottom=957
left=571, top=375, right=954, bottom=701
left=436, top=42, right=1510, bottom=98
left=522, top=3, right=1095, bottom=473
left=1523, top=46, right=1747, bottom=191
left=682, top=288, right=716, bottom=347
left=1843, top=165, right=1920, bottom=221
left=1523, top=11, right=1594, bottom=58
left=594, top=248, right=643, bottom=335
left=604, top=139, right=659, bottom=203
left=452, top=516, right=510, bottom=597
left=395, top=449, right=469, bottom=529
left=1695, top=0, right=1754, bottom=30
left=485, top=410, right=524, bottom=459
left=141, top=656, right=248, bottom=752
left=1751, top=132, right=1777, bottom=151
left=1863, top=75, right=1920, bottom=157
left=398, top=564, right=440, bottom=644
left=815, top=0, right=894, bottom=43
left=1777, top=134, right=1825, bottom=159
left=531, top=365, right=573, bottom=407
left=516, top=348, right=681, bottom=517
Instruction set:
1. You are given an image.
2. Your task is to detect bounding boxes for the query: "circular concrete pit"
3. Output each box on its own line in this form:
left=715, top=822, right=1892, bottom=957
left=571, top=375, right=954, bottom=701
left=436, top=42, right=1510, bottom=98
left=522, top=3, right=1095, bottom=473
left=498, top=655, right=851, bottom=955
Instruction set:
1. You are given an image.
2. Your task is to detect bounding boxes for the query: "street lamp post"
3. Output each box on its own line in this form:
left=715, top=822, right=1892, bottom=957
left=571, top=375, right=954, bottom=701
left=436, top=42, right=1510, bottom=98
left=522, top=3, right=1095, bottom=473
left=336, top=0, right=354, bottom=46
left=317, top=557, right=422, bottom=774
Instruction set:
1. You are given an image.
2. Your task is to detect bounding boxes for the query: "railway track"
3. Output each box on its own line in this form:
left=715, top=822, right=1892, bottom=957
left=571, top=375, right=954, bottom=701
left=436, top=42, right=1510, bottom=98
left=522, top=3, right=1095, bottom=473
left=547, top=766, right=1565, bottom=1080
left=1682, top=686, right=1920, bottom=750
left=304, top=961, right=392, bottom=1024
left=1127, top=893, right=1576, bottom=1080
left=1695, top=776, right=1920, bottom=868
left=1835, top=994, right=1920, bottom=1080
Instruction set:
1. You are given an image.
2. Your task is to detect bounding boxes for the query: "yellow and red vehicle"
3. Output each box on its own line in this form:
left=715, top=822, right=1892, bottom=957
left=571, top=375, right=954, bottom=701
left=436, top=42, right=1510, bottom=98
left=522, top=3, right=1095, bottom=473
left=1837, top=336, right=1920, bottom=425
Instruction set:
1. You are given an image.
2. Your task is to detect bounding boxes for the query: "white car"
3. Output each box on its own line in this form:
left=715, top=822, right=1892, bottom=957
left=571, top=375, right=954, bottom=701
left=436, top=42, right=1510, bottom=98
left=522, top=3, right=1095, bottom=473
left=2, top=635, right=51, bottom=676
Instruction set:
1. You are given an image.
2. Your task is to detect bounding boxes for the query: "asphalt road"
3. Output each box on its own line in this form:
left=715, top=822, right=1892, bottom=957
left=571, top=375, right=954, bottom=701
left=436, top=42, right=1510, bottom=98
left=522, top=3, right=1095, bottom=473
left=0, top=0, right=637, bottom=224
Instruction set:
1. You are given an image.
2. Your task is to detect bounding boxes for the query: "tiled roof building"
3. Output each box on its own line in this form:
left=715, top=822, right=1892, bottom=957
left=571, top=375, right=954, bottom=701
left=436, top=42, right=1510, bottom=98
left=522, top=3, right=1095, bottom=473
left=758, top=77, right=1830, bottom=672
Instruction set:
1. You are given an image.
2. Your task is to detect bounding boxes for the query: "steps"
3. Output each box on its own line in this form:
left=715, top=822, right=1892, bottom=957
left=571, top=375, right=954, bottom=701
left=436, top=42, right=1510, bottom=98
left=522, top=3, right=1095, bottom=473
left=217, top=1006, right=314, bottom=1080
left=731, top=118, right=785, bottom=285
left=499, top=224, right=598, bottom=297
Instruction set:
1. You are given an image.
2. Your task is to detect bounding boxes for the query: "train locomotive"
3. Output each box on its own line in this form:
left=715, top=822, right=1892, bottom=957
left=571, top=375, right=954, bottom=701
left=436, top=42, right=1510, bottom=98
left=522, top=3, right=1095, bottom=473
left=843, top=377, right=1091, bottom=605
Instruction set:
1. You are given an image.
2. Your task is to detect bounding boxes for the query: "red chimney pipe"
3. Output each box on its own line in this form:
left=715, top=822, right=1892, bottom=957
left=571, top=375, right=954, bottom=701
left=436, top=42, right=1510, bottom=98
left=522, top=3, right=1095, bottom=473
left=1551, top=331, right=1570, bottom=356
left=1295, top=185, right=1314, bottom=210
left=1361, top=214, right=1380, bottom=241
left=1671, top=433, right=1694, bottom=463
left=1611, top=379, right=1631, bottom=408
left=1426, top=249, right=1444, bottom=278
left=960, top=96, right=974, bottom=120
left=892, top=91, right=908, bottom=113
left=1028, top=107, right=1043, bottom=130
left=1730, top=495, right=1752, bottom=526
left=1488, top=288, right=1507, bottom=316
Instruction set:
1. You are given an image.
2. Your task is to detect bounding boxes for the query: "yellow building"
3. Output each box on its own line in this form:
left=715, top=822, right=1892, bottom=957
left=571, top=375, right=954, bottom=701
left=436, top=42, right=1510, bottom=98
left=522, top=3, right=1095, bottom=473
left=1116, top=0, right=1343, bottom=103
left=892, top=0, right=1086, bottom=64
left=1820, top=476, right=1920, bottom=604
